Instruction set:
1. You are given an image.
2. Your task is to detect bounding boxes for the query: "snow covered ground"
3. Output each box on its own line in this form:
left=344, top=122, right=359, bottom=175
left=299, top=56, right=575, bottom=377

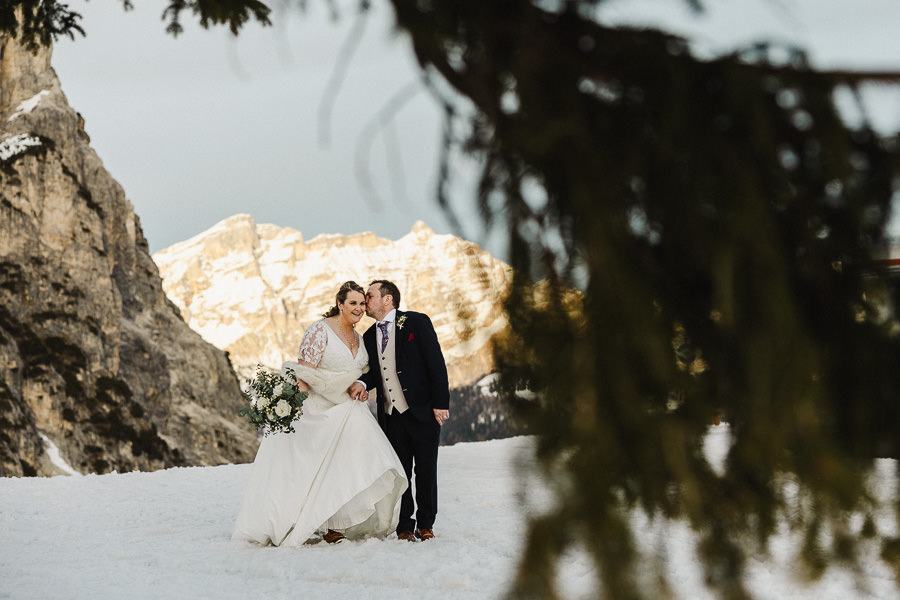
left=1, top=430, right=898, bottom=599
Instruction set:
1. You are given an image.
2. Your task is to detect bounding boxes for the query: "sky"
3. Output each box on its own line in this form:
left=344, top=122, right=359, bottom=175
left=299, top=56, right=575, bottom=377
left=51, top=0, right=481, bottom=254
left=3, top=430, right=900, bottom=599
left=49, top=0, right=900, bottom=257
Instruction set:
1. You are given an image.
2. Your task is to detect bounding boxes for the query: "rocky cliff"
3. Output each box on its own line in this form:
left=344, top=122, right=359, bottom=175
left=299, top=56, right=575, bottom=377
left=152, top=216, right=512, bottom=387
left=0, top=32, right=258, bottom=476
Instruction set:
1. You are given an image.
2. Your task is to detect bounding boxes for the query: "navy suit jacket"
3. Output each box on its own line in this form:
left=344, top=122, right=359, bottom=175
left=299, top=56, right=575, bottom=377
left=361, top=311, right=450, bottom=427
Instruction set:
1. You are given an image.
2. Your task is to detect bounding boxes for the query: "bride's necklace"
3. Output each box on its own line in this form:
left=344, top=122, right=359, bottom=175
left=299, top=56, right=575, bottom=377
left=334, top=317, right=358, bottom=349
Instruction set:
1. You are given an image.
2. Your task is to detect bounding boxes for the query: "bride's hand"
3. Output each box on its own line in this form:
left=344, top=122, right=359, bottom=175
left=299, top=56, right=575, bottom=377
left=294, top=377, right=310, bottom=393
left=347, top=381, right=368, bottom=402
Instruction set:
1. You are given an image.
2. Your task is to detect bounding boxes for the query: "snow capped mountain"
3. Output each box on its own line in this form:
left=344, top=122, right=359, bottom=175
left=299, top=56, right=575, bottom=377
left=152, top=215, right=512, bottom=387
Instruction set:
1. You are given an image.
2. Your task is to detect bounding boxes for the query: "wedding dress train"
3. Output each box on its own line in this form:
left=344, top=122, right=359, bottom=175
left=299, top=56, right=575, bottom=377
left=232, top=321, right=407, bottom=546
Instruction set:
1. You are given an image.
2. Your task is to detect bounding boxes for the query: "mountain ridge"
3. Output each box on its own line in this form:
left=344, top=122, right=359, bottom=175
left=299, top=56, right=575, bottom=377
left=153, top=214, right=512, bottom=388
left=0, top=30, right=258, bottom=477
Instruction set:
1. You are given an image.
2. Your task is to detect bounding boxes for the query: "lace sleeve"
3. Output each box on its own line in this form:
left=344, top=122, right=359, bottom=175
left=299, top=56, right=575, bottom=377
left=297, top=321, right=328, bottom=367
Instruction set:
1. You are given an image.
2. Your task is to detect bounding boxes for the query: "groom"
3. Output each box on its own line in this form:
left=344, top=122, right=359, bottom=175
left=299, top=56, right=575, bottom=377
left=352, top=280, right=450, bottom=542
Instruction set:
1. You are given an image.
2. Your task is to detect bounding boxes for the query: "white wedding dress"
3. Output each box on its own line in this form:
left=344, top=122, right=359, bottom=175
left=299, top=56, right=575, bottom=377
left=232, top=320, right=408, bottom=546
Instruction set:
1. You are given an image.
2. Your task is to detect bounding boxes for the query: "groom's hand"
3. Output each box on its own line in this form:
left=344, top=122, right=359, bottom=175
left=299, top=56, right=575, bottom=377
left=434, top=409, right=449, bottom=425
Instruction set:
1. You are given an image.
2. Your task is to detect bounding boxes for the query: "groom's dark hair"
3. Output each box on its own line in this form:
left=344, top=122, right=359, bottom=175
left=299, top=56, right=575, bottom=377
left=371, top=279, right=400, bottom=309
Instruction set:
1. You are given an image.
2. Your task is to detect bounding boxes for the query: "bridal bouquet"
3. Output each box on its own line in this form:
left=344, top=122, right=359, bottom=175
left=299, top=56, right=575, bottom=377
left=238, top=366, right=308, bottom=436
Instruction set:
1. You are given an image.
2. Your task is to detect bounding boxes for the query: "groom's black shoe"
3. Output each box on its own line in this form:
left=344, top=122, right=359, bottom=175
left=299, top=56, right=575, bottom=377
left=415, top=528, right=435, bottom=541
left=397, top=531, right=417, bottom=542
left=323, top=529, right=345, bottom=544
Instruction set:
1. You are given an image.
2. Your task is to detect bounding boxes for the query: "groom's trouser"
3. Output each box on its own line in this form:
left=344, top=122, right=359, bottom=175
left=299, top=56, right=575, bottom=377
left=385, top=409, right=441, bottom=532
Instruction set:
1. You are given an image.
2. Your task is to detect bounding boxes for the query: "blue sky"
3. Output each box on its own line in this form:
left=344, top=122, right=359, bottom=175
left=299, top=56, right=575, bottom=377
left=51, top=0, right=900, bottom=256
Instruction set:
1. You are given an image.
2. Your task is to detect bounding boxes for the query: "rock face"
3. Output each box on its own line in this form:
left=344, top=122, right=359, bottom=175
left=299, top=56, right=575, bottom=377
left=0, top=32, right=258, bottom=476
left=152, top=216, right=512, bottom=387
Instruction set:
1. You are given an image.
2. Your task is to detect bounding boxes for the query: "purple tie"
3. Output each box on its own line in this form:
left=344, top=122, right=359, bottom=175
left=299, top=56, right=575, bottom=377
left=378, top=321, right=391, bottom=353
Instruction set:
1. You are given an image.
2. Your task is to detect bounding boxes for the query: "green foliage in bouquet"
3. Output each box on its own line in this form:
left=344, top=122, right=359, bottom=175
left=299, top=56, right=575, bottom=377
left=238, top=366, right=307, bottom=436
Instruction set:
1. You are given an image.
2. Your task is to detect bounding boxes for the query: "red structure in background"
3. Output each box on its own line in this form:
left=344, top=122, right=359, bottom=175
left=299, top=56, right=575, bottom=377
left=872, top=243, right=900, bottom=274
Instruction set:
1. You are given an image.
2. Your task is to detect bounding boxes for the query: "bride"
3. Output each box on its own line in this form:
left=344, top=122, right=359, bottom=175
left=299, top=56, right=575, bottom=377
left=232, top=281, right=408, bottom=546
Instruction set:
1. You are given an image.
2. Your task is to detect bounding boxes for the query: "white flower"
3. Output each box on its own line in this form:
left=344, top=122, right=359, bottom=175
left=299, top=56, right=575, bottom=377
left=273, top=383, right=285, bottom=397
left=274, top=399, right=291, bottom=418
left=257, top=396, right=270, bottom=410
left=267, top=410, right=276, bottom=421
left=249, top=390, right=259, bottom=408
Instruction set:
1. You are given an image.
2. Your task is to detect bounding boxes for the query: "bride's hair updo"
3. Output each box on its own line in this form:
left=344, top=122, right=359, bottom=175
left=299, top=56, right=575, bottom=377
left=323, top=280, right=365, bottom=318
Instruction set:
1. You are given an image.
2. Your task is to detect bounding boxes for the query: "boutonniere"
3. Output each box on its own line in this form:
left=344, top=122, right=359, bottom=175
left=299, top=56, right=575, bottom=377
left=396, top=315, right=408, bottom=330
